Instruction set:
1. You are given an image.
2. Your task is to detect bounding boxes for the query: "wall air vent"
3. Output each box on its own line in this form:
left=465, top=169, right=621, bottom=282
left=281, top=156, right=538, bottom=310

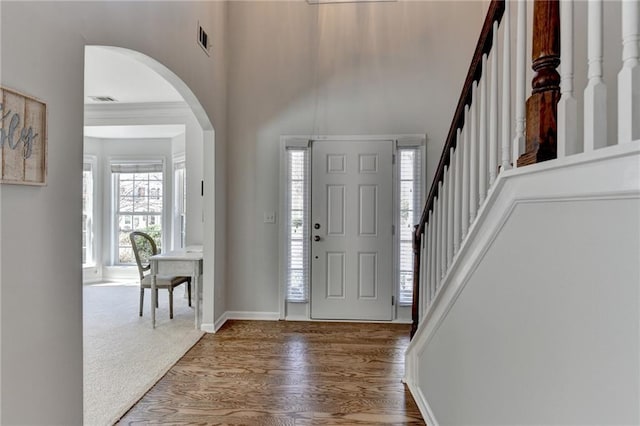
left=198, top=22, right=211, bottom=56
left=88, top=96, right=117, bottom=102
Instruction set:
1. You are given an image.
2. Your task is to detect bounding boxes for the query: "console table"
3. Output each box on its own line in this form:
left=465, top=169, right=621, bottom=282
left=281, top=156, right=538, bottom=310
left=149, top=250, right=203, bottom=329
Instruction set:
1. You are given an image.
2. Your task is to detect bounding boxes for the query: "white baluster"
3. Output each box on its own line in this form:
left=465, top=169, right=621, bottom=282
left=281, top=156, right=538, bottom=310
left=513, top=0, right=527, bottom=164
left=501, top=0, right=512, bottom=171
left=489, top=21, right=499, bottom=184
left=447, top=147, right=455, bottom=268
left=438, top=192, right=444, bottom=285
left=558, top=0, right=579, bottom=157
left=441, top=170, right=448, bottom=276
left=619, top=0, right=640, bottom=144
left=469, top=82, right=479, bottom=223
left=421, top=228, right=428, bottom=315
left=436, top=187, right=443, bottom=285
left=453, top=130, right=462, bottom=254
left=461, top=110, right=470, bottom=239
left=429, top=210, right=436, bottom=303
left=479, top=56, right=488, bottom=203
left=584, top=0, right=607, bottom=151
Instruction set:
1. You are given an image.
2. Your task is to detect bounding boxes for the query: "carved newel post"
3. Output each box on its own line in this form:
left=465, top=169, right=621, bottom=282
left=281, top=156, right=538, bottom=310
left=410, top=225, right=422, bottom=339
left=518, top=0, right=561, bottom=166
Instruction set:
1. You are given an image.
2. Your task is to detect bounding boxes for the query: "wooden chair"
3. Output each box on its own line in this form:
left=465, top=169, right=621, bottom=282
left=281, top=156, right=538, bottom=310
left=130, top=231, right=191, bottom=319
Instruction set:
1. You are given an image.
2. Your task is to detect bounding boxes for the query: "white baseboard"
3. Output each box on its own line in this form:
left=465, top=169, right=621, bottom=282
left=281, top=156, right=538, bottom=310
left=200, top=323, right=216, bottom=333
left=225, top=311, right=280, bottom=321
left=204, top=311, right=290, bottom=333
left=214, top=311, right=230, bottom=331
left=406, top=380, right=439, bottom=426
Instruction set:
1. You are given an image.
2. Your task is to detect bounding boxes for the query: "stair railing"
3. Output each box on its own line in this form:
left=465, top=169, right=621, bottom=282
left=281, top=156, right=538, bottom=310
left=410, top=0, right=639, bottom=338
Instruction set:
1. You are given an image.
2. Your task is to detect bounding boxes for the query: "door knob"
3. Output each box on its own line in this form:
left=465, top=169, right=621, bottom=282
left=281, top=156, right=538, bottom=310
left=314, top=235, right=321, bottom=242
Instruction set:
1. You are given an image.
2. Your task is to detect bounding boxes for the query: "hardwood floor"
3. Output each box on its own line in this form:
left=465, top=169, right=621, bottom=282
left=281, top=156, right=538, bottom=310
left=118, top=320, right=425, bottom=425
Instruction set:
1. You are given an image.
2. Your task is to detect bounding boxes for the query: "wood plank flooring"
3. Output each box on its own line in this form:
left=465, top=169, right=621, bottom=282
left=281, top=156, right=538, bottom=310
left=117, top=320, right=425, bottom=425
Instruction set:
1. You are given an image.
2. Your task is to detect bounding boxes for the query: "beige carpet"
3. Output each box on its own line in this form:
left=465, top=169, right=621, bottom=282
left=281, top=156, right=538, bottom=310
left=83, top=282, right=204, bottom=426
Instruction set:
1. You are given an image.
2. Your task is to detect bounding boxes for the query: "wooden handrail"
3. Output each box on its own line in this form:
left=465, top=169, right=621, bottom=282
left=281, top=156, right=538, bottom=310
left=417, top=0, right=505, bottom=233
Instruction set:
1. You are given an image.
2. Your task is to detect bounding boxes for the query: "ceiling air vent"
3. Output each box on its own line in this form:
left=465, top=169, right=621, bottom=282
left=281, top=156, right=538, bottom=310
left=89, top=96, right=117, bottom=102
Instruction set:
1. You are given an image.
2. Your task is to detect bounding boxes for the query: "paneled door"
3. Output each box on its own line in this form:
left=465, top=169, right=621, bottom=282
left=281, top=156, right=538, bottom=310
left=310, top=139, right=393, bottom=320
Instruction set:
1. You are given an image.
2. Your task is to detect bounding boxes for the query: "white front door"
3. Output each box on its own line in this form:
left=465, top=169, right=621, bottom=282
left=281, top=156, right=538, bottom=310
left=310, top=139, right=394, bottom=320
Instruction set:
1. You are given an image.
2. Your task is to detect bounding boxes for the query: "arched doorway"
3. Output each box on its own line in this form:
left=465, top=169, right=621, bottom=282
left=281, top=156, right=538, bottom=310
left=82, top=46, right=215, bottom=425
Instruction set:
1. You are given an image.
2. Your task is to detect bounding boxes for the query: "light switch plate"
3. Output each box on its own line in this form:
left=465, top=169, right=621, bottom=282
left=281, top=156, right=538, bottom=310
left=263, top=211, right=276, bottom=224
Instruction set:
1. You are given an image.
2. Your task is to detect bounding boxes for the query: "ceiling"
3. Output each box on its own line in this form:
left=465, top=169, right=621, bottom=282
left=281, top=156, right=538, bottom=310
left=84, top=46, right=186, bottom=139
left=84, top=46, right=184, bottom=105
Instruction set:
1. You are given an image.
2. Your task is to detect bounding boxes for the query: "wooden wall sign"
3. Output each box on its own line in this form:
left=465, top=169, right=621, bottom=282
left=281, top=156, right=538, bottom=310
left=1, top=86, right=47, bottom=185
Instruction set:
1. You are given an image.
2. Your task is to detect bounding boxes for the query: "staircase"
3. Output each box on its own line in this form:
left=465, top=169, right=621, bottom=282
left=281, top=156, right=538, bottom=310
left=404, top=1, right=640, bottom=424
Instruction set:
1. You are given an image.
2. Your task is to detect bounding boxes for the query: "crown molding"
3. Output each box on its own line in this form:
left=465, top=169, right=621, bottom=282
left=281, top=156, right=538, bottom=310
left=84, top=101, right=191, bottom=123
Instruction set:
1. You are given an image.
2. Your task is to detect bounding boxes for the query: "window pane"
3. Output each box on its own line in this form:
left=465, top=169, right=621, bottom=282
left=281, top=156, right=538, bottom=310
left=119, top=180, right=134, bottom=197
left=400, top=241, right=413, bottom=271
left=400, top=217, right=414, bottom=240
left=119, top=196, right=134, bottom=213
left=290, top=181, right=304, bottom=210
left=148, top=197, right=162, bottom=213
left=119, top=231, right=131, bottom=247
left=290, top=240, right=304, bottom=269
left=400, top=151, right=415, bottom=180
left=290, top=210, right=304, bottom=239
left=134, top=181, right=147, bottom=198
left=287, top=149, right=309, bottom=302
left=119, top=215, right=132, bottom=232
left=119, top=247, right=135, bottom=264
left=113, top=166, right=164, bottom=264
left=397, top=147, right=421, bottom=306
left=399, top=271, right=413, bottom=305
left=134, top=195, right=148, bottom=213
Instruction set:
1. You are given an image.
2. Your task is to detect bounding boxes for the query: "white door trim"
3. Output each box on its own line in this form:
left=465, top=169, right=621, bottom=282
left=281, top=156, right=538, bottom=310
left=279, top=134, right=427, bottom=321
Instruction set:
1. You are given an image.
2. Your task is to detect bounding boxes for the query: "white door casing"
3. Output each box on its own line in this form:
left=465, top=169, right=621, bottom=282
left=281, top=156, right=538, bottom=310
left=310, top=139, right=394, bottom=320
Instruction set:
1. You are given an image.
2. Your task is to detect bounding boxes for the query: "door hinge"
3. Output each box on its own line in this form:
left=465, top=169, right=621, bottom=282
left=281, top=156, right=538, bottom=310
left=392, top=154, right=396, bottom=164
left=392, top=296, right=395, bottom=305
left=392, top=225, right=395, bottom=235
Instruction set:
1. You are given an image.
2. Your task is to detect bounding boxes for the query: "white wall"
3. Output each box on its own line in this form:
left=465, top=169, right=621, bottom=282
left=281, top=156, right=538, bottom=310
left=0, top=1, right=227, bottom=424
left=421, top=198, right=640, bottom=425
left=226, top=0, right=486, bottom=314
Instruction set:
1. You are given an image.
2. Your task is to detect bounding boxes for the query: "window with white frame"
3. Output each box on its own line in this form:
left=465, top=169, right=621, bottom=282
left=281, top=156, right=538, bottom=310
left=82, top=159, right=95, bottom=266
left=286, top=148, right=310, bottom=302
left=398, top=147, right=422, bottom=306
left=111, top=161, right=164, bottom=264
left=173, top=159, right=187, bottom=249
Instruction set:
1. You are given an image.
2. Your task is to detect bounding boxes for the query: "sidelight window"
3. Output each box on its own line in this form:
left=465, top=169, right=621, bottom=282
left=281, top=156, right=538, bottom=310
left=285, top=148, right=310, bottom=302
left=397, top=147, right=422, bottom=306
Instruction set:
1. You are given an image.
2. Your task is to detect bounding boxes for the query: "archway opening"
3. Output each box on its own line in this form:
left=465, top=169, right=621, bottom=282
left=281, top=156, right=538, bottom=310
left=82, top=45, right=215, bottom=425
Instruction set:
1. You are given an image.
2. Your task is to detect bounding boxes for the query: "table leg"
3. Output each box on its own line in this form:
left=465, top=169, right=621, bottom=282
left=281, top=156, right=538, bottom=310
left=194, top=272, right=200, bottom=329
left=151, top=259, right=157, bottom=328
